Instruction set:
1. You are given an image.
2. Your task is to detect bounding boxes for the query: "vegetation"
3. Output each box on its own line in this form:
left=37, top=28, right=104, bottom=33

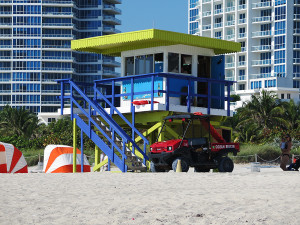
left=0, top=106, right=95, bottom=166
left=224, top=90, right=300, bottom=143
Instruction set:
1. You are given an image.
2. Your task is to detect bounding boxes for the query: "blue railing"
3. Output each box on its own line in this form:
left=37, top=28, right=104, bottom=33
left=57, top=79, right=149, bottom=172
left=94, top=73, right=234, bottom=116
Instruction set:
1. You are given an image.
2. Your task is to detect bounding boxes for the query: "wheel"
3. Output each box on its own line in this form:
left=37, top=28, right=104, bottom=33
left=194, top=167, right=210, bottom=172
left=172, top=158, right=189, bottom=172
left=218, top=157, right=234, bottom=172
left=150, top=162, right=166, bottom=172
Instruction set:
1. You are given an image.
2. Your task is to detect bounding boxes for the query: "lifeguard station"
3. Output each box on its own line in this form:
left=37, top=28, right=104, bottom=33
left=58, top=29, right=240, bottom=172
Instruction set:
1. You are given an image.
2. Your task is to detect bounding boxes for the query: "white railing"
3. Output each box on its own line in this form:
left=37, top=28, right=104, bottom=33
left=238, top=61, right=246, bottom=67
left=225, top=62, right=235, bottom=68
left=225, top=6, right=235, bottom=12
left=238, top=4, right=246, bottom=10
left=238, top=75, right=246, bottom=81
left=239, top=19, right=246, bottom=24
left=226, top=20, right=235, bottom=26
left=252, top=16, right=272, bottom=23
left=225, top=34, right=235, bottom=40
left=214, top=9, right=223, bottom=15
left=238, top=33, right=247, bottom=39
left=202, top=11, right=211, bottom=17
left=252, top=1, right=272, bottom=9
left=252, top=30, right=272, bottom=37
left=252, top=45, right=271, bottom=51
left=252, top=59, right=272, bottom=66
left=249, top=73, right=272, bottom=79
left=214, top=23, right=223, bottom=28
left=202, top=24, right=211, bottom=30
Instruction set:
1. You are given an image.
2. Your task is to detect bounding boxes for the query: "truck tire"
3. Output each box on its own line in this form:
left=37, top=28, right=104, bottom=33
left=194, top=167, right=210, bottom=172
left=172, top=158, right=189, bottom=172
left=150, top=162, right=165, bottom=172
left=218, top=157, right=234, bottom=172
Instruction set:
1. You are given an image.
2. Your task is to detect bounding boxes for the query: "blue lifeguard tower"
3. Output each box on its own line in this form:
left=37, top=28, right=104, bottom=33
left=58, top=29, right=241, bottom=172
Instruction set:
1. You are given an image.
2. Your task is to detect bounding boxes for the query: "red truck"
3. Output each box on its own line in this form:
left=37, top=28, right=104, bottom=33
left=148, top=113, right=239, bottom=172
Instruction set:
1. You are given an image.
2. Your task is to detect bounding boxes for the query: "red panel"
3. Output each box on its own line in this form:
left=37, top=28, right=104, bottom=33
left=0, top=145, right=5, bottom=152
left=45, top=147, right=81, bottom=173
left=0, top=164, right=7, bottom=173
left=51, top=165, right=90, bottom=173
left=9, top=147, right=22, bottom=173
left=15, top=165, right=28, bottom=173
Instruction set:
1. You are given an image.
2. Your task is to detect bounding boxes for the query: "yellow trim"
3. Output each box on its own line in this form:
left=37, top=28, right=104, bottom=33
left=71, top=29, right=241, bottom=56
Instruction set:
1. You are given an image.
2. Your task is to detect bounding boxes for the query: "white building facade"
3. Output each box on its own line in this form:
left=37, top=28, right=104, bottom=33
left=189, top=0, right=300, bottom=109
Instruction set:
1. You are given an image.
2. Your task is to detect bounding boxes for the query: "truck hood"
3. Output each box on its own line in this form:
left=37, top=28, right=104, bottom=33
left=150, top=139, right=188, bottom=153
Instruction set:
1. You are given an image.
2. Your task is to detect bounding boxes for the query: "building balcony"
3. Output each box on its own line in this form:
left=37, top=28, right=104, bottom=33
left=42, top=23, right=73, bottom=28
left=252, top=16, right=272, bottom=23
left=225, top=76, right=234, bottom=81
left=225, top=34, right=235, bottom=40
left=202, top=24, right=211, bottom=30
left=102, top=59, right=121, bottom=67
left=0, top=45, right=10, bottom=49
left=214, top=23, right=223, bottom=29
left=42, top=67, right=73, bottom=72
left=225, top=6, right=235, bottom=13
left=41, top=101, right=61, bottom=105
left=104, top=0, right=122, bottom=4
left=238, top=33, right=247, bottom=39
left=225, top=62, right=235, bottom=68
left=237, top=75, right=246, bottom=81
left=252, top=59, right=272, bottom=66
left=252, top=45, right=272, bottom=52
left=42, top=12, right=73, bottom=17
left=225, top=21, right=235, bottom=26
left=42, top=45, right=71, bottom=49
left=103, top=16, right=121, bottom=25
left=43, top=0, right=73, bottom=5
left=0, top=0, right=12, bottom=4
left=241, top=47, right=246, bottom=52
left=202, top=11, right=211, bottom=17
left=293, top=58, right=300, bottom=64
left=238, top=4, right=247, bottom=10
left=294, top=14, right=300, bottom=20
left=42, top=56, right=73, bottom=62
left=0, top=12, right=11, bottom=15
left=249, top=73, right=272, bottom=79
left=103, top=27, right=121, bottom=34
left=295, top=0, right=300, bottom=5
left=294, top=44, right=300, bottom=49
left=252, top=1, right=272, bottom=9
left=238, top=19, right=246, bottom=24
left=293, top=73, right=300, bottom=80
left=238, top=61, right=246, bottom=67
left=214, top=9, right=223, bottom=15
left=0, top=67, right=11, bottom=71
left=42, top=34, right=74, bottom=39
left=252, top=30, right=272, bottom=38
left=202, top=0, right=211, bottom=4
left=103, top=5, right=122, bottom=14
left=214, top=36, right=223, bottom=39
left=294, top=29, right=300, bottom=35
left=103, top=70, right=120, bottom=77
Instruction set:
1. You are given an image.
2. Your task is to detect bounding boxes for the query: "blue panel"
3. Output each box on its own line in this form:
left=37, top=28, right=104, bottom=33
left=211, top=55, right=225, bottom=109
left=122, top=77, right=163, bottom=100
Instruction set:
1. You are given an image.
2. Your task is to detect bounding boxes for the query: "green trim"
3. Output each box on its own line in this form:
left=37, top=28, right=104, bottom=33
left=71, top=29, right=241, bottom=56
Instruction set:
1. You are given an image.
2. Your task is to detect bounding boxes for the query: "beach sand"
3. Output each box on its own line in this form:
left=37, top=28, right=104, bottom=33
left=1, top=164, right=300, bottom=225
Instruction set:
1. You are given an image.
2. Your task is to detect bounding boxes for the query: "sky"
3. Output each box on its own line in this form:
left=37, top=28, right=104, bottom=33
left=118, top=0, right=188, bottom=34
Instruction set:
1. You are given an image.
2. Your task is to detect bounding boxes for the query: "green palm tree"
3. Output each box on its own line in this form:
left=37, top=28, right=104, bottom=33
left=0, top=105, right=40, bottom=138
left=281, top=99, right=300, bottom=132
left=237, top=90, right=288, bottom=140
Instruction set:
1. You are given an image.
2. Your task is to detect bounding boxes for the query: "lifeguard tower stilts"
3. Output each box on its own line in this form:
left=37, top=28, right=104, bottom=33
left=58, top=29, right=241, bottom=172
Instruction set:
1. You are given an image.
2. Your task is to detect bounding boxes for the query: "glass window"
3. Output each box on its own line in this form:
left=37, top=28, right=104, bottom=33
left=125, top=57, right=134, bottom=76
left=154, top=53, right=163, bottom=73
left=168, top=53, right=179, bottom=73
left=181, top=54, right=192, bottom=74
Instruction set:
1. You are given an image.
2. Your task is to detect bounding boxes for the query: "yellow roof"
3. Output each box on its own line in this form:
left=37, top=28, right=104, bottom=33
left=71, top=29, right=241, bottom=56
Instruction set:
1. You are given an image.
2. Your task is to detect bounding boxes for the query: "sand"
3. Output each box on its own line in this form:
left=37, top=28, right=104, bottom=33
left=1, top=165, right=300, bottom=225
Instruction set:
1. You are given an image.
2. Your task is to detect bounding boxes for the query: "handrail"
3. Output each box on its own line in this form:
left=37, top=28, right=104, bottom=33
left=94, top=87, right=149, bottom=147
left=57, top=79, right=149, bottom=161
left=94, top=72, right=234, bottom=116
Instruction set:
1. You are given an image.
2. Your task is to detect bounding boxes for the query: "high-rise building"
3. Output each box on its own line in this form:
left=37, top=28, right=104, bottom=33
left=189, top=0, right=300, bottom=109
left=0, top=0, right=121, bottom=115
